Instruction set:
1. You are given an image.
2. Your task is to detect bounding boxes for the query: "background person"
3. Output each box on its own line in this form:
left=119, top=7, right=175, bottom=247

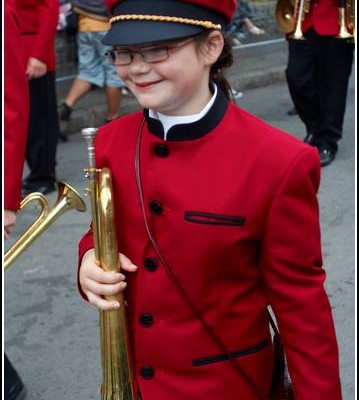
left=4, top=0, right=30, bottom=398
left=285, top=0, right=355, bottom=167
left=78, top=0, right=342, bottom=399
left=231, top=0, right=265, bottom=44
left=17, top=0, right=60, bottom=196
left=58, top=0, right=125, bottom=141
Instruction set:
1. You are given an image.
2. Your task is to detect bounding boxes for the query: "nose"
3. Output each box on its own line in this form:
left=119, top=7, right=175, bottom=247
left=129, top=52, right=151, bottom=73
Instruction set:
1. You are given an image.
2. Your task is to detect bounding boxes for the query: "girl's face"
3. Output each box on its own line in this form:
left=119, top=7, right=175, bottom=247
left=114, top=31, right=224, bottom=116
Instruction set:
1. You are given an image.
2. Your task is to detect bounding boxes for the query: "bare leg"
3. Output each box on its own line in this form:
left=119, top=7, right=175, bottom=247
left=105, top=86, right=122, bottom=120
left=64, top=78, right=92, bottom=108
left=243, top=17, right=255, bottom=30
left=243, top=17, right=265, bottom=35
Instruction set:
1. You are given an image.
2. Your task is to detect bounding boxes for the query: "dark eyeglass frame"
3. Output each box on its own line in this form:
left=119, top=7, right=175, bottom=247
left=105, top=36, right=197, bottom=66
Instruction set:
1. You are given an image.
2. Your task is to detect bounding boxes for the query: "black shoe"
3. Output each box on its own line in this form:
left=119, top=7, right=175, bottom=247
left=4, top=354, right=26, bottom=400
left=303, top=133, right=316, bottom=145
left=318, top=147, right=335, bottom=167
left=59, top=102, right=72, bottom=121
left=59, top=131, right=69, bottom=142
left=22, top=180, right=57, bottom=197
left=59, top=103, right=72, bottom=141
left=6, top=382, right=26, bottom=400
left=287, top=107, right=298, bottom=116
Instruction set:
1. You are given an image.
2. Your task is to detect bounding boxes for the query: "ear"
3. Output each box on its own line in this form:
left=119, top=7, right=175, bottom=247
left=201, top=30, right=224, bottom=66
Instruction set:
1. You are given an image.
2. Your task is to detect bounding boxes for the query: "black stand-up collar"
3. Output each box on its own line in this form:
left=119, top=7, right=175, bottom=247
left=144, top=87, right=228, bottom=141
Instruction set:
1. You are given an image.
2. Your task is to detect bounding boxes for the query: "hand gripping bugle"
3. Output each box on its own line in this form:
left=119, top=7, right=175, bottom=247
left=82, top=127, right=137, bottom=400
left=4, top=182, right=86, bottom=270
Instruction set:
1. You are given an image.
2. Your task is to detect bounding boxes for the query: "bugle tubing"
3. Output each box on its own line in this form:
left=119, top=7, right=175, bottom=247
left=82, top=127, right=136, bottom=400
left=4, top=182, right=86, bottom=270
left=337, top=0, right=354, bottom=39
left=291, top=0, right=306, bottom=39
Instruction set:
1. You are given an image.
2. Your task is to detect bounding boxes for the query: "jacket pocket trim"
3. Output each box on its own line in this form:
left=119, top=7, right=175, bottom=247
left=184, top=211, right=246, bottom=226
left=192, top=338, right=269, bottom=366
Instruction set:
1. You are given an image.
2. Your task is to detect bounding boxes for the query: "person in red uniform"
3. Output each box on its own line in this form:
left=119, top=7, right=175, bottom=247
left=286, top=0, right=354, bottom=167
left=4, top=0, right=30, bottom=398
left=78, top=0, right=343, bottom=398
left=16, top=0, right=60, bottom=195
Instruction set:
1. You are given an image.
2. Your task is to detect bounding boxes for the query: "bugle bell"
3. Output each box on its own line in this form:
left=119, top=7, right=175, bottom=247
left=4, top=181, right=87, bottom=270
left=275, top=0, right=295, bottom=33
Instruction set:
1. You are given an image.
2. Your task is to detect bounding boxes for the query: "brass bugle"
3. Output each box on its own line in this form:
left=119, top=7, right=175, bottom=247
left=336, top=0, right=355, bottom=40
left=275, top=0, right=295, bottom=33
left=82, top=127, right=136, bottom=400
left=291, top=0, right=306, bottom=39
left=4, top=181, right=87, bottom=269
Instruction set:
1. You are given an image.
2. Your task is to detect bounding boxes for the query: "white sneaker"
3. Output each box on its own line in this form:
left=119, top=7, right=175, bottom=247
left=248, top=26, right=265, bottom=35
left=231, top=89, right=243, bottom=99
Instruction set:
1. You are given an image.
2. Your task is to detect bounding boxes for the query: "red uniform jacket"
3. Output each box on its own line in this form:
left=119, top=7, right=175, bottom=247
left=302, top=0, right=341, bottom=35
left=79, top=90, right=342, bottom=399
left=4, top=0, right=29, bottom=210
left=15, top=0, right=59, bottom=72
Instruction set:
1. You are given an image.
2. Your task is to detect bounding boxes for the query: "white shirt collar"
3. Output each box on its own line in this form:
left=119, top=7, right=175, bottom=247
left=149, top=84, right=218, bottom=140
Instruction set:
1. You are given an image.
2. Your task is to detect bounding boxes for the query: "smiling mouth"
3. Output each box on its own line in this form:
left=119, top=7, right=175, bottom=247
left=134, top=79, right=163, bottom=88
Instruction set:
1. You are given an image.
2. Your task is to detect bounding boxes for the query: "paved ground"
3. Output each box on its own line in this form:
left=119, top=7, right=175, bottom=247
left=4, top=41, right=355, bottom=399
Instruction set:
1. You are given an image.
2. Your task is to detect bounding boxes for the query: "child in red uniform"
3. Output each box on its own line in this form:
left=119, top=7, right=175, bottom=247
left=78, top=0, right=342, bottom=399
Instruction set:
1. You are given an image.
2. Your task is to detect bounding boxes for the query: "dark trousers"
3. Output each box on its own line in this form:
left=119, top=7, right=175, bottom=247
left=286, top=28, right=354, bottom=153
left=25, top=72, right=59, bottom=184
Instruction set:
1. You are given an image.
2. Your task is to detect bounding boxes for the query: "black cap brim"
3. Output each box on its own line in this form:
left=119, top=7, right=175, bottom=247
left=102, top=0, right=227, bottom=46
left=103, top=20, right=205, bottom=46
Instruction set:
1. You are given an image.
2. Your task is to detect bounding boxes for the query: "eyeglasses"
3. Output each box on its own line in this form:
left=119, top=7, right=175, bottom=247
left=105, top=37, right=196, bottom=66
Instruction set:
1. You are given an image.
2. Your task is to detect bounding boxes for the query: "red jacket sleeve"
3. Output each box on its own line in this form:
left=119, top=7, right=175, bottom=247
left=4, top=0, right=29, bottom=211
left=30, top=0, right=59, bottom=66
left=260, top=148, right=342, bottom=399
left=77, top=227, right=95, bottom=301
left=16, top=0, right=59, bottom=70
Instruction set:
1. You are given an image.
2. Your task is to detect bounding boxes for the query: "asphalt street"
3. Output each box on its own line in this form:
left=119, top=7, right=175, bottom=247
left=4, top=66, right=355, bottom=399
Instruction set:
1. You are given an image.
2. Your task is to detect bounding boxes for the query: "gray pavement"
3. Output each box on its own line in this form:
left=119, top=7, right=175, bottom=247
left=4, top=41, right=355, bottom=399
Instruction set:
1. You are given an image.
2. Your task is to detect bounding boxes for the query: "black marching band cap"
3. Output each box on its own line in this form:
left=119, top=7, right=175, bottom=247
left=103, top=0, right=237, bottom=46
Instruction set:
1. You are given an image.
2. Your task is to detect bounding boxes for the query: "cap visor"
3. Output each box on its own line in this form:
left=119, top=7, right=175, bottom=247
left=102, top=20, right=204, bottom=46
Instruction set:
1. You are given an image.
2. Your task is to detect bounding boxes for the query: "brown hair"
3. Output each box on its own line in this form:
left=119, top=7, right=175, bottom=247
left=210, top=34, right=234, bottom=101
left=196, top=32, right=234, bottom=101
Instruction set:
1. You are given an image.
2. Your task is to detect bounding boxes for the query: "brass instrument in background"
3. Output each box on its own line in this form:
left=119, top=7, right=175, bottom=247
left=291, top=0, right=311, bottom=39
left=276, top=0, right=355, bottom=41
left=275, top=0, right=296, bottom=33
left=4, top=182, right=86, bottom=270
left=337, top=0, right=355, bottom=40
left=275, top=0, right=310, bottom=36
left=82, top=127, right=136, bottom=400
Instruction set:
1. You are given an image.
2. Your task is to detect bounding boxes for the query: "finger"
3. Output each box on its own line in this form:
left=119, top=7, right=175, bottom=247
left=92, top=267, right=126, bottom=284
left=82, top=260, right=125, bottom=283
left=82, top=278, right=127, bottom=297
left=4, top=225, right=14, bottom=240
left=86, top=292, right=121, bottom=311
left=119, top=253, right=138, bottom=272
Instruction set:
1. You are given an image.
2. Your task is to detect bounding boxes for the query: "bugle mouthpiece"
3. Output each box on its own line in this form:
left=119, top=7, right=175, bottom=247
left=81, top=127, right=98, bottom=169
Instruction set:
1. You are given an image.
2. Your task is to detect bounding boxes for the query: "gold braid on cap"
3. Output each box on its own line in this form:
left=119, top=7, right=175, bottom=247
left=109, top=14, right=222, bottom=30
